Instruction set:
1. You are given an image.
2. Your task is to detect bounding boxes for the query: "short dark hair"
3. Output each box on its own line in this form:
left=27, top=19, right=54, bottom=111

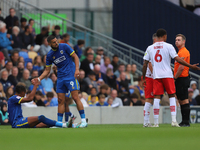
left=62, top=33, right=70, bottom=38
left=113, top=54, right=118, bottom=58
left=99, top=94, right=105, bottom=99
left=20, top=18, right=27, bottom=23
left=24, top=25, right=29, bottom=32
left=15, top=84, right=26, bottom=94
left=77, top=39, right=85, bottom=46
left=11, top=50, right=19, bottom=57
left=86, top=53, right=93, bottom=57
left=176, top=34, right=186, bottom=41
left=46, top=92, right=54, bottom=98
left=119, top=63, right=125, bottom=67
left=35, top=91, right=43, bottom=97
left=41, top=26, right=48, bottom=32
left=54, top=25, right=61, bottom=30
left=29, top=19, right=34, bottom=23
left=156, top=29, right=167, bottom=38
left=47, top=35, right=56, bottom=43
left=130, top=93, right=138, bottom=99
left=91, top=95, right=96, bottom=98
left=90, top=87, right=97, bottom=91
left=84, top=47, right=92, bottom=55
left=100, top=84, right=109, bottom=90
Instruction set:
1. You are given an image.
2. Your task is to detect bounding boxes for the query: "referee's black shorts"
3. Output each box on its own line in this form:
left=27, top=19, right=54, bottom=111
left=175, top=76, right=190, bottom=100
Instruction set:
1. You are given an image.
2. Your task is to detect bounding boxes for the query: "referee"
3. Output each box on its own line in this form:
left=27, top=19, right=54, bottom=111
left=174, top=34, right=190, bottom=127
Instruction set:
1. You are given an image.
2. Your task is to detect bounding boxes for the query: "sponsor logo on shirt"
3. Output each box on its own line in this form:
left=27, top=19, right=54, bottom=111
left=54, top=56, right=66, bottom=64
left=60, top=50, right=63, bottom=54
left=53, top=56, right=55, bottom=59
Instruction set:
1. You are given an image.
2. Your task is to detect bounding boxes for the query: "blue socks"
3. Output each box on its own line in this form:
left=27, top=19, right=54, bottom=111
left=57, top=113, right=63, bottom=122
left=38, top=115, right=57, bottom=127
left=79, top=110, right=85, bottom=119
left=65, top=112, right=72, bottom=122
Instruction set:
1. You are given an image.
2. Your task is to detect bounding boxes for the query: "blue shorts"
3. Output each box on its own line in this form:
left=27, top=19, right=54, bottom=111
left=57, top=78, right=80, bottom=94
left=13, top=117, right=30, bottom=128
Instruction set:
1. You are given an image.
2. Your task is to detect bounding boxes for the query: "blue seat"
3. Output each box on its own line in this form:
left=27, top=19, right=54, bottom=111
left=19, top=51, right=29, bottom=59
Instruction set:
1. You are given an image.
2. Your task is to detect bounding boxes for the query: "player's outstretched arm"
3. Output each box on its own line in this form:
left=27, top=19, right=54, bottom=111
left=71, top=52, right=80, bottom=78
left=31, top=66, right=51, bottom=84
left=174, top=56, right=200, bottom=70
left=142, top=60, right=149, bottom=80
left=20, top=81, right=40, bottom=103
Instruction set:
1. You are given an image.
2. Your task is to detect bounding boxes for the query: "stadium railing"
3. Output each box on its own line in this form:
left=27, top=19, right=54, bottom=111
left=1, top=0, right=200, bottom=87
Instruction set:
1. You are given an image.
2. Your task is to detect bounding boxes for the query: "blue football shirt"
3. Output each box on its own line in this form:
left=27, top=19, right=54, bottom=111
left=46, top=43, right=76, bottom=80
left=8, top=95, right=24, bottom=126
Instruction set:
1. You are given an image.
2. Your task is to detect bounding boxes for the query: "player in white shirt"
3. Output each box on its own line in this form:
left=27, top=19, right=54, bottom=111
left=142, top=29, right=200, bottom=127
left=143, top=33, right=157, bottom=127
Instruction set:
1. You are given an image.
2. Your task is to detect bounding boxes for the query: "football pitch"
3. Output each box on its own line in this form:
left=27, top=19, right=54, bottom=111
left=0, top=124, right=199, bottom=150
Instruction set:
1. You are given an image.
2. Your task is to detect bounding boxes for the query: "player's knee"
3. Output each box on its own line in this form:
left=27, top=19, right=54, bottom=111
left=72, top=94, right=78, bottom=101
left=58, top=97, right=65, bottom=104
left=38, top=115, right=45, bottom=122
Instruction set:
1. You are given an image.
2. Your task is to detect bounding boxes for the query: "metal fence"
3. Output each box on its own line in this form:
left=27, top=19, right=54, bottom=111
left=1, top=0, right=200, bottom=86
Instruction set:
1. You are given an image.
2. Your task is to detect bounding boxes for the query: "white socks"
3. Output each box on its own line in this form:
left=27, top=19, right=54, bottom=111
left=144, top=102, right=151, bottom=125
left=169, top=97, right=177, bottom=122
left=153, top=98, right=160, bottom=125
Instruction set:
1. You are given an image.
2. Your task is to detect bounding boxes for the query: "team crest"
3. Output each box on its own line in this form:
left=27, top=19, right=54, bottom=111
left=53, top=56, right=55, bottom=59
left=60, top=50, right=63, bottom=54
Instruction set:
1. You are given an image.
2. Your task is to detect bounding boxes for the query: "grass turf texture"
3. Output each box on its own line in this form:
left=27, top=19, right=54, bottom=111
left=0, top=124, right=199, bottom=150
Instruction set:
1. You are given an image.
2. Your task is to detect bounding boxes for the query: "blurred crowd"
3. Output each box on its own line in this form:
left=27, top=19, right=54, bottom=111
left=0, top=7, right=200, bottom=125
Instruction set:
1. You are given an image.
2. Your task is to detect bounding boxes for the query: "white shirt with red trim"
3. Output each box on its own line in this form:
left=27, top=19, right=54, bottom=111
left=143, top=42, right=178, bottom=79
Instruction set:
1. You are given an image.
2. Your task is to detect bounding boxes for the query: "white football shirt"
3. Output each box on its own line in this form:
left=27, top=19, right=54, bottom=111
left=143, top=42, right=178, bottom=79
left=145, top=61, right=153, bottom=78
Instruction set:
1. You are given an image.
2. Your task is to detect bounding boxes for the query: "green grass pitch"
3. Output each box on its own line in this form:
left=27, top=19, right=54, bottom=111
left=0, top=124, right=199, bottom=150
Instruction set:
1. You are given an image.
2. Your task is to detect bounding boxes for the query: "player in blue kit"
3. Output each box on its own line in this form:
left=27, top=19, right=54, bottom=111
left=8, top=83, right=68, bottom=128
left=32, top=35, right=87, bottom=128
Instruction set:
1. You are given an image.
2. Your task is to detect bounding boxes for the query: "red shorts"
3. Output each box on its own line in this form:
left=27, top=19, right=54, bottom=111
left=153, top=78, right=176, bottom=95
left=144, top=77, right=154, bottom=99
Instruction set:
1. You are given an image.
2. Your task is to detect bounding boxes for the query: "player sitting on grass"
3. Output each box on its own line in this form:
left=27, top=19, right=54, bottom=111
left=8, top=82, right=68, bottom=128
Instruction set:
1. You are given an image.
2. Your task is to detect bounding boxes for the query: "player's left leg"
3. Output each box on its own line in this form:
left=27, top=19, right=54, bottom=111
left=65, top=96, right=76, bottom=126
left=57, top=93, right=66, bottom=122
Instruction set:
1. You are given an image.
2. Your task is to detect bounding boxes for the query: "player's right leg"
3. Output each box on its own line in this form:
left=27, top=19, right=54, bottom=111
left=13, top=116, right=67, bottom=128
left=65, top=96, right=76, bottom=127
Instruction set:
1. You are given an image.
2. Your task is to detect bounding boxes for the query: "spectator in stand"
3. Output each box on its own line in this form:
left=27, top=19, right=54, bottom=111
left=21, top=25, right=40, bottom=52
left=0, top=21, right=13, bottom=60
left=78, top=91, right=89, bottom=107
left=114, top=63, right=125, bottom=78
left=0, top=83, right=6, bottom=98
left=0, top=8, right=4, bottom=22
left=35, top=26, right=49, bottom=45
left=0, top=102, right=9, bottom=125
left=96, top=46, right=104, bottom=65
left=116, top=72, right=130, bottom=105
left=0, top=61, right=13, bottom=78
left=87, top=87, right=98, bottom=103
left=60, top=33, right=73, bottom=47
left=18, top=57, right=24, bottom=64
left=5, top=86, right=14, bottom=99
left=97, top=84, right=109, bottom=98
left=94, top=64, right=108, bottom=85
left=19, top=18, right=27, bottom=33
left=39, top=37, right=51, bottom=57
left=106, top=89, right=123, bottom=106
left=26, top=62, right=33, bottom=73
left=12, top=26, right=23, bottom=50
left=107, top=97, right=113, bottom=106
left=131, top=64, right=139, bottom=81
left=17, top=61, right=24, bottom=80
left=33, top=56, right=44, bottom=75
left=94, top=55, right=101, bottom=65
left=11, top=51, right=19, bottom=67
left=8, top=66, right=19, bottom=87
left=20, top=69, right=31, bottom=89
left=111, top=55, right=119, bottom=72
left=78, top=69, right=88, bottom=93
left=28, top=19, right=36, bottom=38
left=88, top=95, right=97, bottom=106
left=5, top=8, right=18, bottom=34
left=125, top=64, right=134, bottom=86
left=106, top=68, right=117, bottom=89
left=41, top=75, right=54, bottom=93
left=84, top=71, right=98, bottom=94
left=80, top=53, right=94, bottom=77
left=135, top=76, right=144, bottom=96
left=33, top=91, right=45, bottom=106
left=50, top=72, right=57, bottom=92
left=80, top=47, right=96, bottom=62
left=190, top=80, right=199, bottom=99
left=44, top=92, right=58, bottom=107
left=96, top=94, right=109, bottom=106
left=29, top=82, right=46, bottom=96
left=52, top=25, right=62, bottom=41
left=0, top=70, right=12, bottom=92
left=130, top=93, right=142, bottom=106
left=74, top=39, right=85, bottom=59
left=188, top=88, right=197, bottom=106
left=100, top=57, right=113, bottom=74
left=0, top=51, right=5, bottom=70
left=31, top=70, right=39, bottom=80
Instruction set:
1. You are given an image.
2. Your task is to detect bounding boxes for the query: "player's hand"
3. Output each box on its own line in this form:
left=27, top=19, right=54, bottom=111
left=31, top=78, right=39, bottom=85
left=191, top=63, right=200, bottom=70
left=53, top=65, right=57, bottom=71
left=74, top=69, right=80, bottom=78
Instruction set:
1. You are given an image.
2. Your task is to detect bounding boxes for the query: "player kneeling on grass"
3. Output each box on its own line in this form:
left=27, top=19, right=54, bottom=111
left=8, top=82, right=68, bottom=128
